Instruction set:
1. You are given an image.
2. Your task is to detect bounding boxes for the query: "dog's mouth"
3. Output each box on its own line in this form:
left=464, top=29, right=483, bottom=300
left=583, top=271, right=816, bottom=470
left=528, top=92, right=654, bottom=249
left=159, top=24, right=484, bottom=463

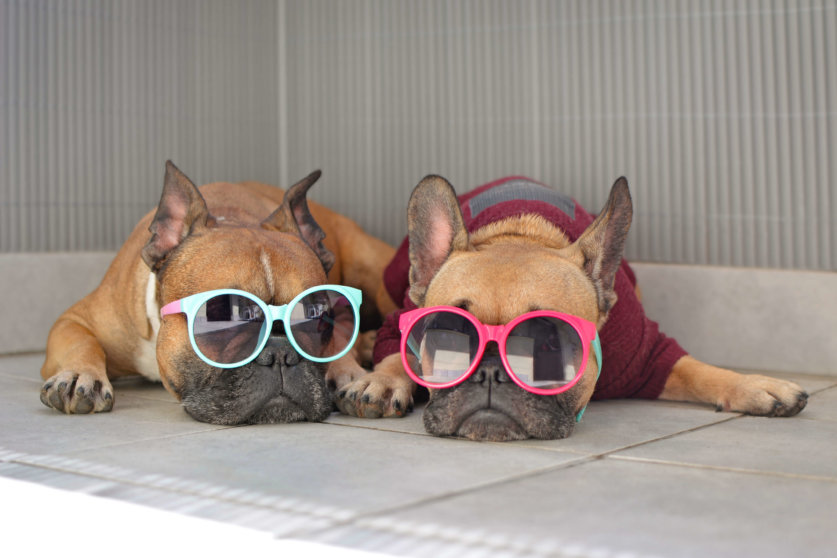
left=455, top=408, right=529, bottom=442
left=246, top=393, right=308, bottom=424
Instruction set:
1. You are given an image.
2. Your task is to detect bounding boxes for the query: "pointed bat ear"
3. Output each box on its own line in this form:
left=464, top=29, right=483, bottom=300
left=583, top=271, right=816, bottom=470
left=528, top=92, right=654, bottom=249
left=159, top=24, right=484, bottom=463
left=406, top=175, right=469, bottom=306
left=261, top=170, right=335, bottom=274
left=567, top=177, right=633, bottom=321
left=141, top=161, right=212, bottom=272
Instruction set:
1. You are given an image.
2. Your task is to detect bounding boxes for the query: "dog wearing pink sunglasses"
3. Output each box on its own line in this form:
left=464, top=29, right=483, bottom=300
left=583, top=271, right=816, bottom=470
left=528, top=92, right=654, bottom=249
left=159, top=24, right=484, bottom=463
left=40, top=161, right=395, bottom=424
left=335, top=175, right=808, bottom=441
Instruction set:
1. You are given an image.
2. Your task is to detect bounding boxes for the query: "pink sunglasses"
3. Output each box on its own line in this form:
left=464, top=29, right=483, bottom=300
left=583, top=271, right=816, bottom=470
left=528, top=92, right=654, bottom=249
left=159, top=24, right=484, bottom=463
left=399, top=306, right=602, bottom=396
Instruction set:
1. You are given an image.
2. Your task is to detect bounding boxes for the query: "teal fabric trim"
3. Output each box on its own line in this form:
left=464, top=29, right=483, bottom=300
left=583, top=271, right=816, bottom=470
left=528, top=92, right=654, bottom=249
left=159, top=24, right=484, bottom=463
left=575, top=332, right=602, bottom=422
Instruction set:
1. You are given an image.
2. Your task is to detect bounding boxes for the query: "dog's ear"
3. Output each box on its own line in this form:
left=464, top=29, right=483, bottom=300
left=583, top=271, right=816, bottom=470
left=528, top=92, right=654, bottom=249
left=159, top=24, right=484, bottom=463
left=567, top=177, right=632, bottom=323
left=407, top=175, right=469, bottom=305
left=142, top=161, right=213, bottom=272
left=261, top=170, right=335, bottom=274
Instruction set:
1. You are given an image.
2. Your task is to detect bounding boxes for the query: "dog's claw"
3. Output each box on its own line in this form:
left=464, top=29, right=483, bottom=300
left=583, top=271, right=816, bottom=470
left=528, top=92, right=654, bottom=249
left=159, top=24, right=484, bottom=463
left=40, top=370, right=114, bottom=414
left=334, top=371, right=414, bottom=419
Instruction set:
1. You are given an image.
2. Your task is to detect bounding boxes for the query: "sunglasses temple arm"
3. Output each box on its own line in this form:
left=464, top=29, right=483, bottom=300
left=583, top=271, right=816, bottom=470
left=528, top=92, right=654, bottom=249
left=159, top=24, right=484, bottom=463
left=160, top=299, right=183, bottom=318
left=591, top=333, right=602, bottom=380
left=576, top=332, right=603, bottom=423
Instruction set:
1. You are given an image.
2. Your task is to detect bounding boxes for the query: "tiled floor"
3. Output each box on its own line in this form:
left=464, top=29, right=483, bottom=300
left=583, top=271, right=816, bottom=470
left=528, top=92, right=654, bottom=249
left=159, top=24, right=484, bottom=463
left=2, top=353, right=835, bottom=557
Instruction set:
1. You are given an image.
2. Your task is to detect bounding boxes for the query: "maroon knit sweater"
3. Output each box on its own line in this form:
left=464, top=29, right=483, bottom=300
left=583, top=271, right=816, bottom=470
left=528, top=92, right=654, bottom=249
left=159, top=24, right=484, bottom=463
left=373, top=176, right=687, bottom=400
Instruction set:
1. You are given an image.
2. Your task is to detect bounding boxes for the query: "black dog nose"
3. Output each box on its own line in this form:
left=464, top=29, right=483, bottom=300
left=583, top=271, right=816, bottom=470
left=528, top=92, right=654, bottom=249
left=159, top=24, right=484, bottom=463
left=470, top=353, right=512, bottom=385
left=253, top=335, right=301, bottom=367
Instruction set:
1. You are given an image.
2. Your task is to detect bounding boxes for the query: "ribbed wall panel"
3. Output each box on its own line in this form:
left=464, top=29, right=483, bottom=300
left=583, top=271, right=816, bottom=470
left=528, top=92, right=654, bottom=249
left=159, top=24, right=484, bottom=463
left=2, top=1, right=834, bottom=271
left=1, top=0, right=280, bottom=252
left=284, top=0, right=835, bottom=270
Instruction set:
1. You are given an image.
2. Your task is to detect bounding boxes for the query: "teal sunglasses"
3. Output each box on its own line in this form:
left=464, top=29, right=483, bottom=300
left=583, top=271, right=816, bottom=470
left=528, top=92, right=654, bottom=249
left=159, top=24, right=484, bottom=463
left=160, top=285, right=362, bottom=368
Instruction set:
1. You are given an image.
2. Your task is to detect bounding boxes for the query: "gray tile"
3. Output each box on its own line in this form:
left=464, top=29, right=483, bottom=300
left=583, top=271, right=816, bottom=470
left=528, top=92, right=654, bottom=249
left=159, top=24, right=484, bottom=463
left=614, top=412, right=837, bottom=480
left=0, top=373, right=224, bottom=454
left=49, top=422, right=583, bottom=514
left=304, top=458, right=837, bottom=558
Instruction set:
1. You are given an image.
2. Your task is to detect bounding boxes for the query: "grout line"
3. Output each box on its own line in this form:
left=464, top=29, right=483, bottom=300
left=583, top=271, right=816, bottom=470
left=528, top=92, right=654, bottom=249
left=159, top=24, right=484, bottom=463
left=809, top=384, right=837, bottom=396
left=0, top=351, right=49, bottom=358
left=321, top=419, right=433, bottom=438
left=608, top=454, right=837, bottom=484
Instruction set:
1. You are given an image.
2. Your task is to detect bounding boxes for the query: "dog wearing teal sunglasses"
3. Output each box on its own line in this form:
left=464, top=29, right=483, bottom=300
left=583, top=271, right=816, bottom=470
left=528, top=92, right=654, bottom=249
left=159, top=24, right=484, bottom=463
left=40, top=161, right=395, bottom=424
left=336, top=175, right=808, bottom=441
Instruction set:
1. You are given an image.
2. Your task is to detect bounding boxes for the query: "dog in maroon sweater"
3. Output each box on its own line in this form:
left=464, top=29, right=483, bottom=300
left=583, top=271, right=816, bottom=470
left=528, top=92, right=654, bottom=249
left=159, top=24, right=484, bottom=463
left=336, top=175, right=808, bottom=441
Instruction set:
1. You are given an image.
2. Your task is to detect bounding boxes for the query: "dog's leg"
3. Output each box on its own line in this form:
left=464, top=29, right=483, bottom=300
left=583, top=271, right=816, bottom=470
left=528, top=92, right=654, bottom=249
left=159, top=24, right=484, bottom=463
left=334, top=353, right=415, bottom=418
left=325, top=329, right=378, bottom=391
left=659, top=355, right=808, bottom=416
left=40, top=318, right=114, bottom=414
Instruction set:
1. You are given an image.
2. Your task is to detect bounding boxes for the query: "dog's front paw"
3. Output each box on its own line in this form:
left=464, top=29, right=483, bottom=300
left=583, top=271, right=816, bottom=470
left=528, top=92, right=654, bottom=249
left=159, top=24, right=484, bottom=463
left=335, top=371, right=414, bottom=418
left=325, top=358, right=369, bottom=393
left=719, top=374, right=808, bottom=417
left=40, top=370, right=114, bottom=414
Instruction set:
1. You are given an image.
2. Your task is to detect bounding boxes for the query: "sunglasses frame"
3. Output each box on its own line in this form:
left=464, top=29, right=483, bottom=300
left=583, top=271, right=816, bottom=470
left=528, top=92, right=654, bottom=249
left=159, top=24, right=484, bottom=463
left=399, top=306, right=602, bottom=396
left=160, top=284, right=362, bottom=368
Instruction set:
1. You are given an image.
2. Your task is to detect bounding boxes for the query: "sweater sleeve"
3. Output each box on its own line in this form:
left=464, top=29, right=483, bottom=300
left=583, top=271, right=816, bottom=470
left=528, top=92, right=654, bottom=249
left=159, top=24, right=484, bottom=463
left=592, top=261, right=687, bottom=400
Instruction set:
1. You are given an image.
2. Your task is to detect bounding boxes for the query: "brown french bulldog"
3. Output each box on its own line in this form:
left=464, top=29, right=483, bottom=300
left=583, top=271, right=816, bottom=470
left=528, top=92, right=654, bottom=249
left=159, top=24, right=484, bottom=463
left=40, top=161, right=395, bottom=425
left=336, top=175, right=808, bottom=441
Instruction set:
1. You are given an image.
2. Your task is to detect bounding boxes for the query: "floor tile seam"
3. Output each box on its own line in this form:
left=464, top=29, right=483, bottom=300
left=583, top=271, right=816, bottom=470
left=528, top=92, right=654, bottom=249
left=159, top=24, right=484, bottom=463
left=809, top=384, right=837, bottom=396
left=116, top=393, right=180, bottom=405
left=0, top=351, right=46, bottom=359
left=607, top=454, right=837, bottom=484
left=0, top=446, right=362, bottom=523
left=574, top=415, right=745, bottom=460
left=320, top=420, right=433, bottom=438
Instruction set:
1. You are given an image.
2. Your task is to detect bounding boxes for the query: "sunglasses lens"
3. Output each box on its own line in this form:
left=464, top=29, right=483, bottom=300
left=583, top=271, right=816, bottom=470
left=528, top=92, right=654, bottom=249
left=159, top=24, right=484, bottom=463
left=193, top=293, right=267, bottom=365
left=403, top=311, right=479, bottom=385
left=288, top=289, right=357, bottom=360
left=506, top=316, right=584, bottom=390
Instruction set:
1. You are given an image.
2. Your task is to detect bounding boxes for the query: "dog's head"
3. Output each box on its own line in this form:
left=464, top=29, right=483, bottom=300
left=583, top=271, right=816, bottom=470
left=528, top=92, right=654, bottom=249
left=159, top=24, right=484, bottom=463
left=142, top=161, right=336, bottom=425
left=405, top=175, right=632, bottom=441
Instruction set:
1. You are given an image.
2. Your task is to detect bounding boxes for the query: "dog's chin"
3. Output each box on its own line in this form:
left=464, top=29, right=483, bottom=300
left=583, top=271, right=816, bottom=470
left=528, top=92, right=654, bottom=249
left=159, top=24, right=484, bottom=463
left=184, top=389, right=331, bottom=425
left=455, top=409, right=529, bottom=442
left=246, top=394, right=315, bottom=424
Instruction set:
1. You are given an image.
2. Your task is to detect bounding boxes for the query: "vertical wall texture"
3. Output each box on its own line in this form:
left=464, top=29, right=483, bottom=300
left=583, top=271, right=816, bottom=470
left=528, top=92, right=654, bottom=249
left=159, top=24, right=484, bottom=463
left=1, top=0, right=281, bottom=252
left=2, top=0, right=835, bottom=270
left=284, top=0, right=835, bottom=270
